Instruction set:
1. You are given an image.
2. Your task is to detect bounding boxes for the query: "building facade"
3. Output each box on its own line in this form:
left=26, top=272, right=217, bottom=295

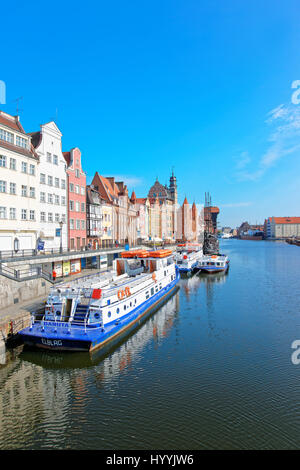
left=0, top=111, right=39, bottom=251
left=264, top=217, right=300, bottom=239
left=63, top=148, right=87, bottom=250
left=86, top=185, right=113, bottom=248
left=91, top=173, right=137, bottom=245
left=29, top=121, right=68, bottom=250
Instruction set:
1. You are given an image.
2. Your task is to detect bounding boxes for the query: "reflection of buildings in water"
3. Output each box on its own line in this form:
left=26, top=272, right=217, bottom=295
left=93, top=291, right=180, bottom=386
left=0, top=347, right=73, bottom=446
left=198, top=272, right=228, bottom=338
left=181, top=274, right=202, bottom=301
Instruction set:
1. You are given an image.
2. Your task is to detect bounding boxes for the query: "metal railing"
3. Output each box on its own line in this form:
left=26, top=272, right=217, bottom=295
left=0, top=264, right=52, bottom=282
left=0, top=243, right=146, bottom=262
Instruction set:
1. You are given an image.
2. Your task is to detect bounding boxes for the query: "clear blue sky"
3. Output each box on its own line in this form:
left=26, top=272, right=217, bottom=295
left=2, top=0, right=300, bottom=228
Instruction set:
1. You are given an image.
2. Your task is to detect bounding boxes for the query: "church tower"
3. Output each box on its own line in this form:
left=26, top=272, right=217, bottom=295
left=169, top=169, right=178, bottom=205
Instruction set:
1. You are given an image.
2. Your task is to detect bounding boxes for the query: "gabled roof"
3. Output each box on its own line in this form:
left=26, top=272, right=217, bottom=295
left=0, top=111, right=26, bottom=134
left=183, top=197, right=189, bottom=205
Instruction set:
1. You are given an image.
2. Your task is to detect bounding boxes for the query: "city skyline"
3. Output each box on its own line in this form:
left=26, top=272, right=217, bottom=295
left=2, top=1, right=300, bottom=227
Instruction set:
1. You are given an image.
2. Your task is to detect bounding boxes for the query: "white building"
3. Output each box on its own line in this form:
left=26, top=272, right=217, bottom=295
left=29, top=122, right=68, bottom=250
left=0, top=111, right=39, bottom=251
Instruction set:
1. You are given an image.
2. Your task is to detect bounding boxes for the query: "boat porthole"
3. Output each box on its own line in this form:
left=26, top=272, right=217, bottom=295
left=56, top=311, right=61, bottom=316
left=117, top=308, right=120, bottom=314
left=108, top=311, right=111, bottom=318
left=94, top=313, right=100, bottom=319
left=124, top=305, right=126, bottom=311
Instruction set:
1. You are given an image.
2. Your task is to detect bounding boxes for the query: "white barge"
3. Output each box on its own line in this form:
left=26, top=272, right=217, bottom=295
left=19, top=249, right=180, bottom=352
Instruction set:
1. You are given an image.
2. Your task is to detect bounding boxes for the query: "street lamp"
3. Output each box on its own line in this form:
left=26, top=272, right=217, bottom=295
left=59, top=220, right=64, bottom=253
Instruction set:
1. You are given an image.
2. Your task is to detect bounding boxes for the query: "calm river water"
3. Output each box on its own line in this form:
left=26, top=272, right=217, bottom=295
left=1, top=239, right=300, bottom=450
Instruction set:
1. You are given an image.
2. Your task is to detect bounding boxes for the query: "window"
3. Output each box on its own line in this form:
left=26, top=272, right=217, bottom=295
left=16, top=136, right=28, bottom=148
left=21, top=209, right=27, bottom=220
left=29, top=187, right=35, bottom=198
left=61, top=196, right=66, bottom=206
left=48, top=212, right=53, bottom=222
left=29, top=210, right=35, bottom=220
left=108, top=311, right=111, bottom=318
left=0, top=155, right=6, bottom=167
left=47, top=152, right=52, bottom=163
left=75, top=185, right=79, bottom=194
left=55, top=195, right=60, bottom=205
left=29, top=164, right=35, bottom=175
left=9, top=208, right=16, bottom=219
left=40, top=212, right=46, bottom=222
left=0, top=129, right=13, bottom=143
left=76, top=201, right=80, bottom=212
left=48, top=175, right=53, bottom=186
left=81, top=220, right=85, bottom=229
left=53, top=155, right=58, bottom=165
left=70, top=219, right=74, bottom=229
left=61, top=179, right=66, bottom=189
left=61, top=213, right=66, bottom=223
left=69, top=183, right=74, bottom=192
left=0, top=180, right=6, bottom=193
left=40, top=173, right=46, bottom=184
left=10, top=158, right=16, bottom=170
left=55, top=213, right=60, bottom=222
left=10, top=182, right=16, bottom=194
left=21, top=162, right=27, bottom=173
left=81, top=202, right=85, bottom=212
left=75, top=169, right=80, bottom=178
left=151, top=288, right=154, bottom=295
left=81, top=186, right=85, bottom=195
left=21, top=185, right=27, bottom=197
left=0, top=207, right=7, bottom=219
left=48, top=193, right=53, bottom=204
left=40, top=192, right=46, bottom=203
left=69, top=200, right=74, bottom=211
left=55, top=177, right=59, bottom=188
left=76, top=219, right=80, bottom=229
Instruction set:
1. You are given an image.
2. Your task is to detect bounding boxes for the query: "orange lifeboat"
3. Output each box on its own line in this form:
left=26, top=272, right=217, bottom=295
left=148, top=249, right=173, bottom=258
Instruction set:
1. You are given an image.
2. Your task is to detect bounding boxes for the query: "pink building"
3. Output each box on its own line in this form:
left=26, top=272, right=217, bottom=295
left=63, top=148, right=86, bottom=250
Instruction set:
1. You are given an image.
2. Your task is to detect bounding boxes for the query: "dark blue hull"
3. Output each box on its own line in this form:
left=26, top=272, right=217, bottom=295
left=19, top=272, right=180, bottom=353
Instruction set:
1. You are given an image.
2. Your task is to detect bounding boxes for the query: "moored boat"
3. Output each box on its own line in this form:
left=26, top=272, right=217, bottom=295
left=175, top=243, right=203, bottom=274
left=19, top=250, right=180, bottom=352
left=196, top=253, right=229, bottom=274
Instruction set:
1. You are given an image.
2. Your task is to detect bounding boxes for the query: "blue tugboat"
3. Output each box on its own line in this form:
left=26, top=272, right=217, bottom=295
left=19, top=250, right=180, bottom=352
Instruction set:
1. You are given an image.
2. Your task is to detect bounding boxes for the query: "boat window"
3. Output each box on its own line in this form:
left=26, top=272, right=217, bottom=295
left=116, top=308, right=120, bottom=314
left=159, top=284, right=162, bottom=289
left=124, top=305, right=126, bottom=310
left=217, top=263, right=220, bottom=266
left=151, top=288, right=154, bottom=295
left=108, top=311, right=111, bottom=318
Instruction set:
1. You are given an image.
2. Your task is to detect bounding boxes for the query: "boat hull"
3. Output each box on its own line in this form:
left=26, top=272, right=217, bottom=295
left=19, top=273, right=180, bottom=353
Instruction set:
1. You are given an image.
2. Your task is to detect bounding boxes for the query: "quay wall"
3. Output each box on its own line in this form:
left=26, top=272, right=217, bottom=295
left=0, top=275, right=51, bottom=310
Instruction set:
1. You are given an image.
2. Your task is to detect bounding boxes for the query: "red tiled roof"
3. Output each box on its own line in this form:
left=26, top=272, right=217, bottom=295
left=0, top=111, right=26, bottom=134
left=272, top=217, right=300, bottom=224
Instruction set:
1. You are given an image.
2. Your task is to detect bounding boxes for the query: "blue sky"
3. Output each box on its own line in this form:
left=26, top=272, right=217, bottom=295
left=2, top=0, right=300, bottom=228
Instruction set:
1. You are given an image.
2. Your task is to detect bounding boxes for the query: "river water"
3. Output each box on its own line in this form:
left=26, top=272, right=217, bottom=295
left=1, top=239, right=300, bottom=450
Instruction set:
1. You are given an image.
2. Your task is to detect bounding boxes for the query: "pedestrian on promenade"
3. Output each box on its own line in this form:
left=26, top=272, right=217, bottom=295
left=52, top=269, right=57, bottom=282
